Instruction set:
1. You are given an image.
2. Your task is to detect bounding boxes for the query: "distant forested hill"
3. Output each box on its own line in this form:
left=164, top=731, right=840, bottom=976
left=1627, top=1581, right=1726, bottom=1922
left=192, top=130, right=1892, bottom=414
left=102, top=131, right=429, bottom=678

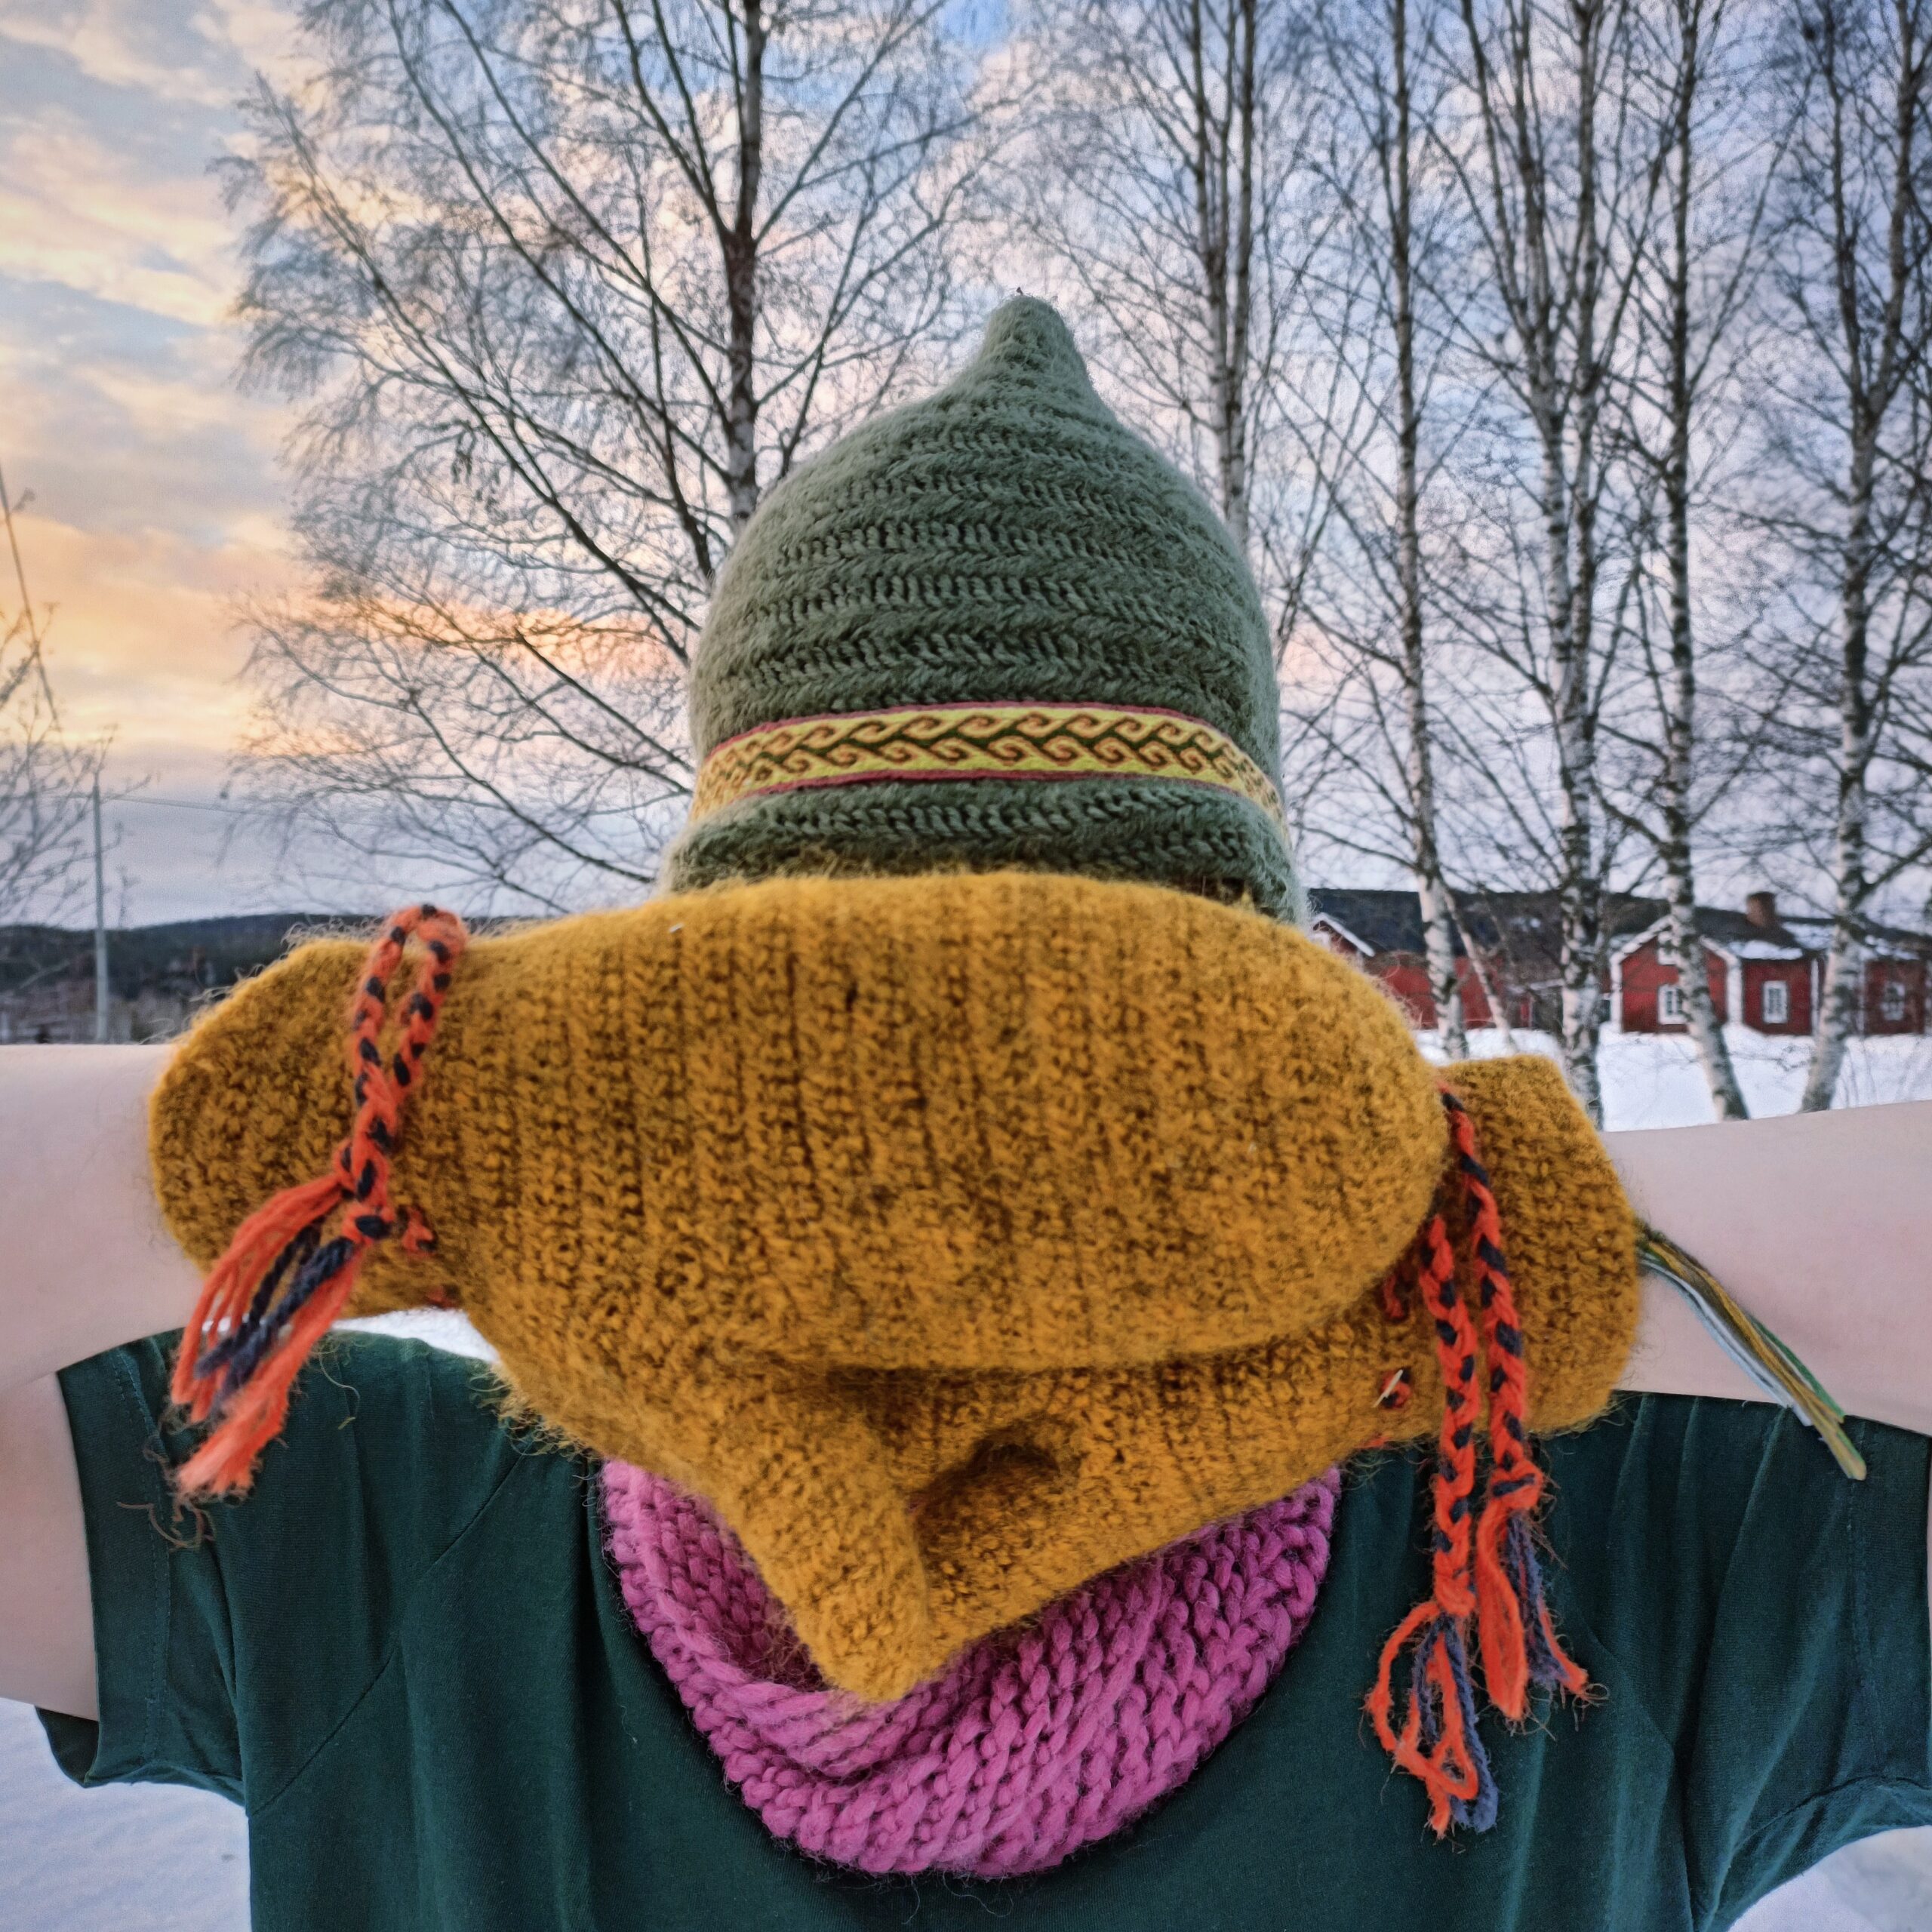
left=0, top=913, right=356, bottom=1043
left=0, top=913, right=343, bottom=1000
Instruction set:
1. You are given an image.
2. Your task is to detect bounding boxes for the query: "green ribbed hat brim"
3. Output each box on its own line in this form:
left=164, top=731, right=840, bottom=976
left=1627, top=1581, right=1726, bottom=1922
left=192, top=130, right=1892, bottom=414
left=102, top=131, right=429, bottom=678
left=663, top=776, right=1303, bottom=921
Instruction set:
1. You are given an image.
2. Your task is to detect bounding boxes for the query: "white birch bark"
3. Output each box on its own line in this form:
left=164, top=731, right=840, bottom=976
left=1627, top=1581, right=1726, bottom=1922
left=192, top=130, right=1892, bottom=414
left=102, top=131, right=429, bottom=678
left=1388, top=0, right=1467, bottom=1059
left=1450, top=0, right=1642, bottom=1121
left=1788, top=0, right=1930, bottom=1110
left=1654, top=0, right=1749, bottom=1118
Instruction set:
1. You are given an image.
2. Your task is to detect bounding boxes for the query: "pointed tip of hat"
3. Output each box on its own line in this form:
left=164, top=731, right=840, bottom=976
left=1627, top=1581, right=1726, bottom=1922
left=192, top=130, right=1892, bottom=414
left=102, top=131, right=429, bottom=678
left=973, top=296, right=1096, bottom=396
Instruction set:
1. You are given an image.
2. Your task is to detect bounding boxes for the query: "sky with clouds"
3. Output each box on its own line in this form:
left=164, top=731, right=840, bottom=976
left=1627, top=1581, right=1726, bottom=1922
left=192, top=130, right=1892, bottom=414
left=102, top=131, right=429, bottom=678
left=0, top=2, right=1023, bottom=928
left=0, top=1, right=374, bottom=923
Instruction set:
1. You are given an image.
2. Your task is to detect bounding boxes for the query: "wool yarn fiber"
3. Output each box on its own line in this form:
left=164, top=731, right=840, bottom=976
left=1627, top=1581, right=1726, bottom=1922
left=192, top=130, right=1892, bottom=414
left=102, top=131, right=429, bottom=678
left=600, top=1457, right=1340, bottom=1878
left=663, top=297, right=1300, bottom=920
left=150, top=867, right=1639, bottom=1702
left=150, top=297, right=1641, bottom=1752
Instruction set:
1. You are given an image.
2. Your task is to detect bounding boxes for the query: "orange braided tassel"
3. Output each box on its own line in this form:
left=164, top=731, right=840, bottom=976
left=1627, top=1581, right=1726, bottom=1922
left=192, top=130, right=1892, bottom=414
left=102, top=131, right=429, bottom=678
left=170, top=903, right=466, bottom=1499
left=1367, top=1087, right=1592, bottom=1834
left=1444, top=1089, right=1592, bottom=1720
left=1365, top=1207, right=1494, bottom=1833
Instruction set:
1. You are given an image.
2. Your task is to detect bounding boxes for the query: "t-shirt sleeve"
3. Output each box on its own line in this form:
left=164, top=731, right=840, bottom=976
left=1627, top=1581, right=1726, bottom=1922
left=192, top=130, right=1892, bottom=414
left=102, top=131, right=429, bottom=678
left=38, top=1330, right=542, bottom=1807
left=1546, top=1395, right=1932, bottom=1927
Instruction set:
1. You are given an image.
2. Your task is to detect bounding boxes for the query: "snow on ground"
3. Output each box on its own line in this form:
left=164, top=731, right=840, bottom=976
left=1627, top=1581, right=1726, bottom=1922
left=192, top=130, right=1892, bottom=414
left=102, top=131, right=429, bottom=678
left=1417, top=1021, right=1932, bottom=1131
left=0, top=1703, right=248, bottom=1932
left=7, top=1029, right=1932, bottom=1929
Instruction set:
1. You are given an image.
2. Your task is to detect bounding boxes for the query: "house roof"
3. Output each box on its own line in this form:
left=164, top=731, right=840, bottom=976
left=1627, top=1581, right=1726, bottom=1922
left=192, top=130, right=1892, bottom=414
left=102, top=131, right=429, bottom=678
left=1305, top=887, right=1853, bottom=976
left=1306, top=888, right=1454, bottom=958
left=1780, top=912, right=1932, bottom=960
left=1681, top=905, right=1811, bottom=952
left=1607, top=905, right=1810, bottom=963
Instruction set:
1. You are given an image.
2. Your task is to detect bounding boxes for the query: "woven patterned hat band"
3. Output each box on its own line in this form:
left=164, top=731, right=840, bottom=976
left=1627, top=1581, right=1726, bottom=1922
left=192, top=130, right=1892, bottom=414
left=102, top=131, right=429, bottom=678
left=688, top=700, right=1288, bottom=829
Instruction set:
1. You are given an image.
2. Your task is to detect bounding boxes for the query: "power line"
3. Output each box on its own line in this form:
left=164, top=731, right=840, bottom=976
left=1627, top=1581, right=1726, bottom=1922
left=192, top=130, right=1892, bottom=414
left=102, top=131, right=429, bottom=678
left=106, top=792, right=261, bottom=817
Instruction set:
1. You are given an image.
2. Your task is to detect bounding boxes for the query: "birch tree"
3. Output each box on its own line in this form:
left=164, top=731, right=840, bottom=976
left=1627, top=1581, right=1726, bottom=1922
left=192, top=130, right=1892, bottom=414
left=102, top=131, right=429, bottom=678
left=1754, top=0, right=1932, bottom=1109
left=231, top=0, right=995, bottom=909
left=1432, top=0, right=1662, bottom=1118
left=1014, top=0, right=1337, bottom=632
left=1603, top=0, right=1779, bottom=1119
left=1292, top=0, right=1475, bottom=1055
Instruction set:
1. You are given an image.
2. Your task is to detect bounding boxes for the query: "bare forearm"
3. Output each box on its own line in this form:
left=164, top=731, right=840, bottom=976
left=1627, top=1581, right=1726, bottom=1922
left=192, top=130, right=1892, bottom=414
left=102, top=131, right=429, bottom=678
left=1609, top=1100, right=1932, bottom=1436
left=0, top=1046, right=198, bottom=1393
left=6, top=1037, right=1926, bottom=1432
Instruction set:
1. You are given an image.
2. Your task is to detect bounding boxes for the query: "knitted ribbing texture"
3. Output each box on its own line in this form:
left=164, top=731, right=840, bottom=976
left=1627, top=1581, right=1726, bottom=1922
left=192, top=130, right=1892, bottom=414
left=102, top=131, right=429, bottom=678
left=663, top=298, right=1299, bottom=918
left=601, top=1458, right=1340, bottom=1878
left=150, top=869, right=1641, bottom=1701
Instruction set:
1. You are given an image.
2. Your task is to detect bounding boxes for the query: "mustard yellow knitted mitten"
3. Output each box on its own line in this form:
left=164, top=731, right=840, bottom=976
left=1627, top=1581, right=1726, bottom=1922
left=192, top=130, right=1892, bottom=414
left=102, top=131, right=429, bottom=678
left=150, top=869, right=1639, bottom=1703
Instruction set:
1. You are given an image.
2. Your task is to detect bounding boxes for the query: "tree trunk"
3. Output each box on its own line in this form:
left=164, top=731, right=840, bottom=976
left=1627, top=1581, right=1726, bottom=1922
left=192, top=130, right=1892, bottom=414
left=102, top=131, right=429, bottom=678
left=1417, top=872, right=1468, bottom=1051
left=1478, top=0, right=1609, bottom=1124
left=1556, top=0, right=1610, bottom=1124
left=723, top=2, right=767, bottom=537
left=1657, top=0, right=1748, bottom=1119
left=1803, top=438, right=1878, bottom=1111
left=1537, top=407, right=1606, bottom=1120
left=1387, top=0, right=1466, bottom=1057
left=1665, top=891, right=1744, bottom=1111
left=1448, top=889, right=1520, bottom=1052
left=1191, top=0, right=1257, bottom=555
left=1797, top=0, right=1924, bottom=1112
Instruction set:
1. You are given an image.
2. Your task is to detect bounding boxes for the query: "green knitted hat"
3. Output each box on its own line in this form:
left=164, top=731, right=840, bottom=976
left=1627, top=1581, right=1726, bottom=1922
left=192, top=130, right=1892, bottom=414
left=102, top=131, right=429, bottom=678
left=663, top=297, right=1300, bottom=918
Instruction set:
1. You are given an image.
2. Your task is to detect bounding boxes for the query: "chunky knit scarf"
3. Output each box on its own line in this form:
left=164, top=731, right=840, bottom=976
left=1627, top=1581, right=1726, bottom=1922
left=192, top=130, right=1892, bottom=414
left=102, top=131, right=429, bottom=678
left=601, top=1459, right=1340, bottom=1878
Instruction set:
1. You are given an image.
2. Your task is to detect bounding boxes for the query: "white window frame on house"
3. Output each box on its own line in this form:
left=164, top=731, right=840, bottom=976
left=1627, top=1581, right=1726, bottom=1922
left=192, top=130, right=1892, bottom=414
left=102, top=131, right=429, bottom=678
left=1761, top=979, right=1789, bottom=1026
left=1657, top=981, right=1683, bottom=1023
left=1881, top=977, right=1908, bottom=1023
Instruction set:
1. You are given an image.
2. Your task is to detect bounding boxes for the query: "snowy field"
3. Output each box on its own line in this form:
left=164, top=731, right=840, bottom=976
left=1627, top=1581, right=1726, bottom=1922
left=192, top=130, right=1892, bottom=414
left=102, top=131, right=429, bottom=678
left=6, top=1027, right=1932, bottom=1929
left=1424, top=1020, right=1932, bottom=1130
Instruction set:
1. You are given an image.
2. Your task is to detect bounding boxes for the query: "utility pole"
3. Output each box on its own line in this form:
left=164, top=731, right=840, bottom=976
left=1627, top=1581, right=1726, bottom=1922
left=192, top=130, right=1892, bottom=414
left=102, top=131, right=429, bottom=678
left=92, top=771, right=109, bottom=1043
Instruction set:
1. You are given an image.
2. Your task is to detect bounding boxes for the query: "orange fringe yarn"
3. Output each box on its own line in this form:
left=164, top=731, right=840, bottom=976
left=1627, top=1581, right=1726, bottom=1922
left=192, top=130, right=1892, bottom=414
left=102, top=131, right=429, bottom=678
left=169, top=903, right=466, bottom=1498
left=1366, top=1088, right=1590, bottom=1834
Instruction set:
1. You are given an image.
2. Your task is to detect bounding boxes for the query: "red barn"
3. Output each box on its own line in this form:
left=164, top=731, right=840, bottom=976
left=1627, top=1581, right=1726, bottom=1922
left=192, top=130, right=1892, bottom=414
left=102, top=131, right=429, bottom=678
left=1305, top=889, right=1549, bottom=1032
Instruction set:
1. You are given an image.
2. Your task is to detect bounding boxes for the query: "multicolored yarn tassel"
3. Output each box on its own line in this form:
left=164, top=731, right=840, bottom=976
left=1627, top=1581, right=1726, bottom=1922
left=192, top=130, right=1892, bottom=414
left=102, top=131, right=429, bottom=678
left=170, top=903, right=467, bottom=1499
left=1367, top=1088, right=1589, bottom=1835
left=1638, top=1223, right=1866, bottom=1481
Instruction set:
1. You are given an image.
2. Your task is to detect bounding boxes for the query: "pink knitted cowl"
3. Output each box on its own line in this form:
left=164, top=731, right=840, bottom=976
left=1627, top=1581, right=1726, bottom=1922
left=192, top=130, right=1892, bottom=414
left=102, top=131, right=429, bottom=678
left=601, top=1460, right=1340, bottom=1878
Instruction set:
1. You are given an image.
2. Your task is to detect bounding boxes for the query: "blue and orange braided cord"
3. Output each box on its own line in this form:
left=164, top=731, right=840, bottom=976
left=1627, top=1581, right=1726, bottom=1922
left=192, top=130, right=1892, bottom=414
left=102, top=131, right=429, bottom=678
left=1365, top=1204, right=1494, bottom=1830
left=1450, top=1089, right=1592, bottom=1723
left=1367, top=1087, right=1589, bottom=1834
left=170, top=903, right=467, bottom=1498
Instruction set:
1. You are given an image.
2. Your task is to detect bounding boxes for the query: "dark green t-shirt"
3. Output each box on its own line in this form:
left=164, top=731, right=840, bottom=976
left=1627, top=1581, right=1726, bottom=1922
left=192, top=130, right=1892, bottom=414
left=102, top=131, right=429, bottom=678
left=39, top=1333, right=1932, bottom=1932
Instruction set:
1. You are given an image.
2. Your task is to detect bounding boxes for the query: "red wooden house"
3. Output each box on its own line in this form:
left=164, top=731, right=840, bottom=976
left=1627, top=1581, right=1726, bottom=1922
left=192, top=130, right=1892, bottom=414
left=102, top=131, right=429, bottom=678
left=1308, top=886, right=1928, bottom=1038
left=1610, top=893, right=1814, bottom=1036
left=1306, top=888, right=1548, bottom=1031
left=1783, top=912, right=1931, bottom=1035
left=1866, top=952, right=1929, bottom=1033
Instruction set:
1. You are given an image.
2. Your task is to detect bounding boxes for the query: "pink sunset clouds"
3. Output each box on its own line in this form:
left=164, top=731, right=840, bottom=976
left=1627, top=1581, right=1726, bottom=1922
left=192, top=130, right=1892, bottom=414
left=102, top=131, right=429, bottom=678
left=0, top=2, right=358, bottom=918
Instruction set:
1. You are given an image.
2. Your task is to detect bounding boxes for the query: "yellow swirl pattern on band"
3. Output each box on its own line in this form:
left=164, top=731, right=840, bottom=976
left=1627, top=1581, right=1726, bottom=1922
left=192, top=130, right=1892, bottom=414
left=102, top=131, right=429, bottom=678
left=690, top=702, right=1287, bottom=827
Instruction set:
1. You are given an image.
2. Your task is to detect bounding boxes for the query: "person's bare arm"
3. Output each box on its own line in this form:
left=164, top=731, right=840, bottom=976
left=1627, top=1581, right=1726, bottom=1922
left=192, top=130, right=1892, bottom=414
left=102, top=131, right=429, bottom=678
left=0, top=1047, right=199, bottom=1719
left=1611, top=1099, right=1932, bottom=1435
left=5, top=1051, right=1929, bottom=1724
left=1609, top=1099, right=1932, bottom=1657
